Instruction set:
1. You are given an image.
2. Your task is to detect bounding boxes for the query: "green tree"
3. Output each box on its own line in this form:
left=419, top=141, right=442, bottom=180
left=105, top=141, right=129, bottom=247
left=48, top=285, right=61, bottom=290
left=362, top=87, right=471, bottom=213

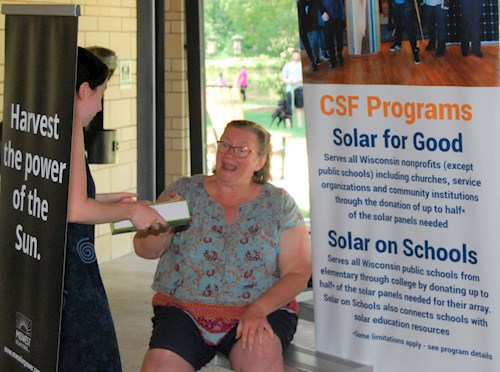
left=204, top=0, right=235, bottom=54
left=228, top=0, right=299, bottom=56
left=204, top=0, right=300, bottom=57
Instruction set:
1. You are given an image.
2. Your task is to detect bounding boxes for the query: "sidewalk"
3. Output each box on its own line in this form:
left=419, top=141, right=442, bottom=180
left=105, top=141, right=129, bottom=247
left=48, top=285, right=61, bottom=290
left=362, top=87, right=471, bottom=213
left=271, top=136, right=310, bottom=214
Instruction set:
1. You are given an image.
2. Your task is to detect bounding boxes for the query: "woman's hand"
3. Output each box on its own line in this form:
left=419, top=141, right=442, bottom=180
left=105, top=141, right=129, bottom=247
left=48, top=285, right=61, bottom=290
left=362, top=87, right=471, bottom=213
left=96, top=193, right=166, bottom=231
left=130, top=200, right=167, bottom=232
left=131, top=191, right=182, bottom=231
left=133, top=191, right=182, bottom=258
left=236, top=304, right=274, bottom=351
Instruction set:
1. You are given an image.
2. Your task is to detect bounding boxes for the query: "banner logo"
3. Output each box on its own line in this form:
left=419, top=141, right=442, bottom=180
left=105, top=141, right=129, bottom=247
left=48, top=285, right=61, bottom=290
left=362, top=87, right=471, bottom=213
left=15, top=312, right=32, bottom=353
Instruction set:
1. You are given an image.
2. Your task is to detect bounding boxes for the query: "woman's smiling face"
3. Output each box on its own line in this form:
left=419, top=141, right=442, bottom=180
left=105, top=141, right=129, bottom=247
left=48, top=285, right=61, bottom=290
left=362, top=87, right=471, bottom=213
left=215, top=127, right=265, bottom=185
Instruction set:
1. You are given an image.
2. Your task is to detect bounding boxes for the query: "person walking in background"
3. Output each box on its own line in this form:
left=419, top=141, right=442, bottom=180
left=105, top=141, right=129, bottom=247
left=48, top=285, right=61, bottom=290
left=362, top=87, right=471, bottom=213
left=236, top=65, right=248, bottom=101
left=460, top=0, right=483, bottom=58
left=390, top=0, right=420, bottom=64
left=281, top=49, right=304, bottom=128
left=215, top=72, right=228, bottom=86
left=321, top=0, right=345, bottom=68
left=60, top=47, right=165, bottom=371
left=423, top=0, right=448, bottom=57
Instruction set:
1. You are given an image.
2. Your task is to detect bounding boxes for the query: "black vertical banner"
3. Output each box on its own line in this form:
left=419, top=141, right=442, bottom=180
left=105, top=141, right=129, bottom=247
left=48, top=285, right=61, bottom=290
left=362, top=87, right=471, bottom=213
left=0, top=5, right=79, bottom=371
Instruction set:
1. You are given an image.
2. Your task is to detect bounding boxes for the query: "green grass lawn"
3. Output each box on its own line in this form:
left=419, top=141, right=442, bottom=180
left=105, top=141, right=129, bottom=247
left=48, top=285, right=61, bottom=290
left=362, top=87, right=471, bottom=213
left=243, top=105, right=307, bottom=139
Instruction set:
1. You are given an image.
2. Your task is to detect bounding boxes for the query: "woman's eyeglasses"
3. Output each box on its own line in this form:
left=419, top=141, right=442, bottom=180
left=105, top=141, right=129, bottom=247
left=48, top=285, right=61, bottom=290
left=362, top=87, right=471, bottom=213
left=217, top=141, right=255, bottom=159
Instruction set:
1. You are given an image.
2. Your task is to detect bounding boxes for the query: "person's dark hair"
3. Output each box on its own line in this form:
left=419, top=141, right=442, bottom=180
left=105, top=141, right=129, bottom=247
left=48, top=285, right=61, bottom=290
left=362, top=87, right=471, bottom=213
left=76, top=46, right=109, bottom=92
left=223, top=120, right=272, bottom=184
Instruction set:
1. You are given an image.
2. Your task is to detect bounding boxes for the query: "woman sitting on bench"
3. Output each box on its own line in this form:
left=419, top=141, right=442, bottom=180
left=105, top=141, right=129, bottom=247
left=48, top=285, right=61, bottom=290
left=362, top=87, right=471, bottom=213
left=134, top=120, right=312, bottom=371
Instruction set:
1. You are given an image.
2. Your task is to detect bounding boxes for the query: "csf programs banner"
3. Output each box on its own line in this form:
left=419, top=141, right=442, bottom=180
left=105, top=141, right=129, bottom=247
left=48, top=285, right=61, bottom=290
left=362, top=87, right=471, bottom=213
left=0, top=5, right=79, bottom=371
left=306, top=84, right=500, bottom=372
left=302, top=10, right=500, bottom=372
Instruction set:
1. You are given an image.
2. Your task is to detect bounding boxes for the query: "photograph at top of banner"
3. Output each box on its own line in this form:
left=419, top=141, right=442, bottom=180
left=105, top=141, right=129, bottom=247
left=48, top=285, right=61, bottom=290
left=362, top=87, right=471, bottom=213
left=299, top=0, right=499, bottom=86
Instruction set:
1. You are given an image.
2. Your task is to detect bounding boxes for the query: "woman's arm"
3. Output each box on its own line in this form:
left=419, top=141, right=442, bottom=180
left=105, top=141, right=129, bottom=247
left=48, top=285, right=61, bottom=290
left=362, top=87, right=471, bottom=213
left=252, top=224, right=311, bottom=312
left=133, top=226, right=175, bottom=259
left=95, top=192, right=138, bottom=203
left=67, top=126, right=165, bottom=231
left=245, top=224, right=312, bottom=314
left=236, top=224, right=312, bottom=347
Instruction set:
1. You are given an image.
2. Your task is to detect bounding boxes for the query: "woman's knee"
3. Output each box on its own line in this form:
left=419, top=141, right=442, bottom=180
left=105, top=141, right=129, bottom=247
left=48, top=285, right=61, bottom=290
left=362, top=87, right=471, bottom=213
left=229, top=337, right=284, bottom=371
left=141, top=348, right=195, bottom=372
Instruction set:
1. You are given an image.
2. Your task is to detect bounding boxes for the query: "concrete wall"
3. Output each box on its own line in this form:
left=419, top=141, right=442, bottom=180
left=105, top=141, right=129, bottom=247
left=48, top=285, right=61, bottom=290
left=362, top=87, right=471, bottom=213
left=0, top=0, right=190, bottom=262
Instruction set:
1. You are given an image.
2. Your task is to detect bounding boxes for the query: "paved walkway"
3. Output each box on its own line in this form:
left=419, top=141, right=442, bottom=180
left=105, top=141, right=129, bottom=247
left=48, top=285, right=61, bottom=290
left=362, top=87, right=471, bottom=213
left=271, top=136, right=310, bottom=214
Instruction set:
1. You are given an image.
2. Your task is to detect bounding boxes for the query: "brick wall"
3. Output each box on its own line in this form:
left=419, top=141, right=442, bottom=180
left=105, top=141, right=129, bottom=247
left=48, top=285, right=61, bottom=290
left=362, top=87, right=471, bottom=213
left=164, top=0, right=190, bottom=185
left=0, top=0, right=189, bottom=261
